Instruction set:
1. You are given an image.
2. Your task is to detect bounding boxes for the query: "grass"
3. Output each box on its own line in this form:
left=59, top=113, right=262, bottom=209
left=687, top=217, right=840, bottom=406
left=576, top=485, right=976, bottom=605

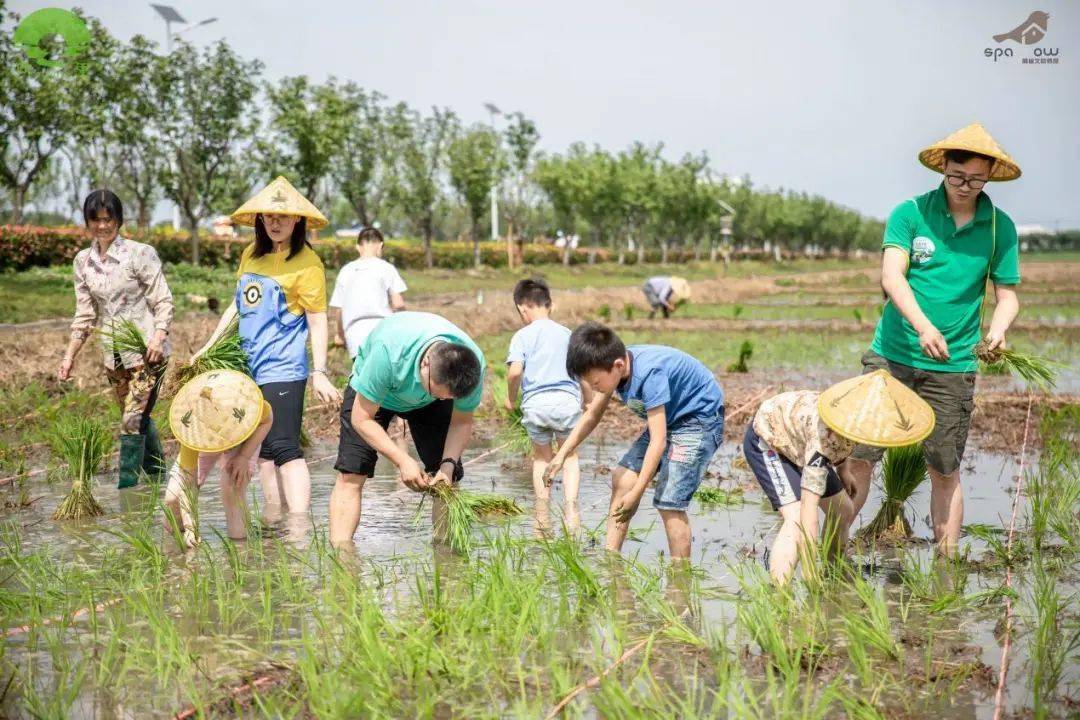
left=46, top=416, right=112, bottom=519
left=726, top=340, right=753, bottom=373
left=694, top=485, right=744, bottom=507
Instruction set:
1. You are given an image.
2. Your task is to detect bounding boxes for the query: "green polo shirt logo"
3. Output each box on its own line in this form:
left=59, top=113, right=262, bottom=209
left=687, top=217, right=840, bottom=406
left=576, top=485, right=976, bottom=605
left=870, top=184, right=1021, bottom=373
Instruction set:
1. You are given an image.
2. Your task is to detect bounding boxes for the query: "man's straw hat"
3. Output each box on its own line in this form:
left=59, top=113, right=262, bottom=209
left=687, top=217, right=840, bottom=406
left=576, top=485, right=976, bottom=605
left=818, top=370, right=935, bottom=447
left=669, top=277, right=692, bottom=303
left=231, top=176, right=329, bottom=230
left=169, top=370, right=264, bottom=453
left=918, top=122, right=1021, bottom=182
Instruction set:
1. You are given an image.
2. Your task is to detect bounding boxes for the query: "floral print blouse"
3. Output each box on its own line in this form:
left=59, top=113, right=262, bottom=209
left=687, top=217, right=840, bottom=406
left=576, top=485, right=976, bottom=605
left=70, top=236, right=174, bottom=370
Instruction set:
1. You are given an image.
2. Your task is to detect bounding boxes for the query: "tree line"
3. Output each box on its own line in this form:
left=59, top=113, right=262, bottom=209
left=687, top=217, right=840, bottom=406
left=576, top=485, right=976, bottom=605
left=0, top=6, right=889, bottom=266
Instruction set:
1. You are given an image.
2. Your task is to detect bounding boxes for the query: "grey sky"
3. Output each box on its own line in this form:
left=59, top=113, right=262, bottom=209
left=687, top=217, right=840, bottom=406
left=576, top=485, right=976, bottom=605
left=14, top=0, right=1080, bottom=226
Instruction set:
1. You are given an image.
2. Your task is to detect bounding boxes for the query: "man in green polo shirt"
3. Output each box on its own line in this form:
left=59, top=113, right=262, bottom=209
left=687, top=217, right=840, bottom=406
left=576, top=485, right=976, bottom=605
left=328, top=311, right=486, bottom=546
left=842, top=123, right=1022, bottom=556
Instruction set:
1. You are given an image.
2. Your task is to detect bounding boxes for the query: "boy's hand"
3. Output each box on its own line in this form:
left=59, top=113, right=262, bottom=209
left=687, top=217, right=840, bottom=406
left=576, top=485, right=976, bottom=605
left=223, top=455, right=251, bottom=488
left=398, top=457, right=430, bottom=491
left=612, top=486, right=645, bottom=524
left=542, top=456, right=564, bottom=487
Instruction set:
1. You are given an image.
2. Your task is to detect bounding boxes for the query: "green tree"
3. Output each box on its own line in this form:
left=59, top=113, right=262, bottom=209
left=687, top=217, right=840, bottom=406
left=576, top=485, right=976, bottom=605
left=500, top=111, right=540, bottom=266
left=328, top=83, right=390, bottom=227
left=387, top=104, right=458, bottom=267
left=157, top=41, right=261, bottom=264
left=448, top=125, right=506, bottom=267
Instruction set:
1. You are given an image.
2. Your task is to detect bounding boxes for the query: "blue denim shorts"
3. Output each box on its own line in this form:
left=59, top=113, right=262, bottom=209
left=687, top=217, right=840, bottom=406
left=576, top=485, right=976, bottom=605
left=618, top=409, right=725, bottom=511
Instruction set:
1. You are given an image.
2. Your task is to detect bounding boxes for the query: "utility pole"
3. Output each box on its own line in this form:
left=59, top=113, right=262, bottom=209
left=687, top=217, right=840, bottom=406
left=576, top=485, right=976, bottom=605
left=484, top=102, right=501, bottom=240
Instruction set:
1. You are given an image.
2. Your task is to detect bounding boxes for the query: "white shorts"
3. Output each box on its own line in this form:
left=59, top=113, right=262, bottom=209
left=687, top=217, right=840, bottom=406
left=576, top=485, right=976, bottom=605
left=521, top=391, right=582, bottom=446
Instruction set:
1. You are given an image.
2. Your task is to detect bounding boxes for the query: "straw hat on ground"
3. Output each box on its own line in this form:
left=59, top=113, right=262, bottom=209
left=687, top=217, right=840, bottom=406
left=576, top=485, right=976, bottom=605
left=669, top=277, right=692, bottom=303
left=818, top=370, right=935, bottom=447
left=231, top=176, right=328, bottom=230
left=169, top=370, right=264, bottom=453
left=918, top=122, right=1021, bottom=182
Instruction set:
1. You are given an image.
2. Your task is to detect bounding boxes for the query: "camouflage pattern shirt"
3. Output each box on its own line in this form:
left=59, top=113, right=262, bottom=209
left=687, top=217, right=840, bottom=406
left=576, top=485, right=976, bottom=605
left=752, top=390, right=855, bottom=496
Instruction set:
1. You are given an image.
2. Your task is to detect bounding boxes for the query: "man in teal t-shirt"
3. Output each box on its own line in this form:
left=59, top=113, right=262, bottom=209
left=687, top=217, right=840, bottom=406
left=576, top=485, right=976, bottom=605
left=328, top=311, right=486, bottom=546
left=844, top=123, right=1022, bottom=557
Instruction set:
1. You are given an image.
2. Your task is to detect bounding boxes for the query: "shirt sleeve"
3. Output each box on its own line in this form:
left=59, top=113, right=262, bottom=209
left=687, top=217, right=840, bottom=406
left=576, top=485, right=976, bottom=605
left=70, top=254, right=97, bottom=342
left=989, top=210, right=1021, bottom=285
left=881, top=200, right=917, bottom=253
left=454, top=363, right=485, bottom=413
left=297, top=262, right=328, bottom=313
left=800, top=465, right=829, bottom=497
left=506, top=329, right=525, bottom=364
left=350, top=346, right=395, bottom=406
left=136, top=245, right=174, bottom=332
left=389, top=266, right=407, bottom=294
left=639, top=368, right=671, bottom=411
left=800, top=422, right=832, bottom=496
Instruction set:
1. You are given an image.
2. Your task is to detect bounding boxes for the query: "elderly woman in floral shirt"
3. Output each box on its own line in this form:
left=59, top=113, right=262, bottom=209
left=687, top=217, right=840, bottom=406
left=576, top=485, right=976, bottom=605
left=58, top=190, right=175, bottom=489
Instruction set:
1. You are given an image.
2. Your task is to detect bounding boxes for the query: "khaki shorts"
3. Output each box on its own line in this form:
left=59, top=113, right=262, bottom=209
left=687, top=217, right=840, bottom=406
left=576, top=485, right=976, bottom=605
left=849, top=350, right=976, bottom=476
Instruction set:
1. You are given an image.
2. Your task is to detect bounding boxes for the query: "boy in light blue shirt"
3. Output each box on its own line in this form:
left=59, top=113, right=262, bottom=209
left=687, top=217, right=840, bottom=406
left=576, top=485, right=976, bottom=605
left=545, top=322, right=724, bottom=560
left=506, top=279, right=591, bottom=518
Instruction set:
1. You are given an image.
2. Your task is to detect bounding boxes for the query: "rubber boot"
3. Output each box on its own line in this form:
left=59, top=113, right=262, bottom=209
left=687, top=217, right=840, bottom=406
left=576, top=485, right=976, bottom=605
left=142, top=420, right=167, bottom=483
left=118, top=434, right=146, bottom=489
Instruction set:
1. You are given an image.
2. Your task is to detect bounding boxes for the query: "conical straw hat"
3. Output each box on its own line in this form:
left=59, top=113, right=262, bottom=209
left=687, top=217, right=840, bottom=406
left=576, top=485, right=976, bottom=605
left=817, top=370, right=935, bottom=447
left=231, top=176, right=328, bottom=230
left=169, top=369, right=264, bottom=453
left=918, top=122, right=1021, bottom=181
left=669, top=277, right=692, bottom=302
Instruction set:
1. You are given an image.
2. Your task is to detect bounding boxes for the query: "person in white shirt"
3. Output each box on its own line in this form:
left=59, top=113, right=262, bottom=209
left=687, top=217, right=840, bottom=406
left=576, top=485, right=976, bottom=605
left=330, top=227, right=407, bottom=359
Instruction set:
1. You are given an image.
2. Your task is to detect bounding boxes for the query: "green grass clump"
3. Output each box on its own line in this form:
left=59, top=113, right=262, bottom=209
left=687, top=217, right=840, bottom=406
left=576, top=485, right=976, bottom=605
left=858, top=443, right=926, bottom=541
left=726, top=340, right=753, bottom=373
left=974, top=340, right=1065, bottom=391
left=48, top=416, right=112, bottom=520
left=694, top=485, right=744, bottom=507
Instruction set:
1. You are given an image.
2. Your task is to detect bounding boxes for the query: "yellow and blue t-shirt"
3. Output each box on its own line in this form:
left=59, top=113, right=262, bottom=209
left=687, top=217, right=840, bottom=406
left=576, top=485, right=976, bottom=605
left=235, top=244, right=327, bottom=385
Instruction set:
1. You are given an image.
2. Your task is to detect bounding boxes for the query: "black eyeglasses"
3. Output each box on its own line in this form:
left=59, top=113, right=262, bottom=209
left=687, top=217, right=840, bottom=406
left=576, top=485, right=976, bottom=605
left=945, top=174, right=987, bottom=191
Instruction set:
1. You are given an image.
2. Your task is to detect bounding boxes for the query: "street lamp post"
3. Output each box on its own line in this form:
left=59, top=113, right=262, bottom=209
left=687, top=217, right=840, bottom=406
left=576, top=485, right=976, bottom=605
left=150, top=5, right=218, bottom=231
left=484, top=102, right=501, bottom=241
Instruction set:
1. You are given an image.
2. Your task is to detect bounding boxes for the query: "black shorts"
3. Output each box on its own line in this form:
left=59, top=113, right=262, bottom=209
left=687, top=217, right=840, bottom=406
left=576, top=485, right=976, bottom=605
left=259, top=379, right=306, bottom=466
left=743, top=425, right=842, bottom=511
left=334, top=385, right=458, bottom=479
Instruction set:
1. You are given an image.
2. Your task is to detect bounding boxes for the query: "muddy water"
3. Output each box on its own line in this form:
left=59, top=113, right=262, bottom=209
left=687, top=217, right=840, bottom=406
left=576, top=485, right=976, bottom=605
left=3, top=439, right=1065, bottom=718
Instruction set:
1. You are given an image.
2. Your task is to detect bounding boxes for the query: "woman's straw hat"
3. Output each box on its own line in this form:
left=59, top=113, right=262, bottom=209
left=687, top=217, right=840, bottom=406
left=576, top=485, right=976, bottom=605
left=918, top=122, right=1021, bottom=182
left=817, top=370, right=935, bottom=447
left=231, top=176, right=329, bottom=230
left=169, top=370, right=264, bottom=453
left=669, top=277, right=692, bottom=303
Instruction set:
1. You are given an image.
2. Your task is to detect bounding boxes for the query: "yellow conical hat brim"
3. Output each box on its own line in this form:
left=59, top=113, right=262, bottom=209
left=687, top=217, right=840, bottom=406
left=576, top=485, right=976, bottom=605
left=918, top=122, right=1021, bottom=182
left=231, top=176, right=328, bottom=230
left=169, top=369, right=264, bottom=453
left=817, top=370, right=935, bottom=448
left=669, top=277, right=692, bottom=302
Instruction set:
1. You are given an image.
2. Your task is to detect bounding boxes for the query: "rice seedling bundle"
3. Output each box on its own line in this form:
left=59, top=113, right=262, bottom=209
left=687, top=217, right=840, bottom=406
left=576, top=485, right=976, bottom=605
left=694, top=486, right=744, bottom=507
left=973, top=339, right=1064, bottom=391
left=98, top=318, right=148, bottom=358
left=426, top=482, right=523, bottom=552
left=858, top=443, right=927, bottom=541
left=162, top=319, right=249, bottom=399
left=726, top=340, right=753, bottom=373
left=49, top=416, right=112, bottom=520
left=490, top=371, right=533, bottom=456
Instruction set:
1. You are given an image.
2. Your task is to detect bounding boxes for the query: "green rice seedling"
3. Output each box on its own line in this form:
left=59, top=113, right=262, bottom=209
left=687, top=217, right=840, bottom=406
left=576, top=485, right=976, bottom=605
left=731, top=304, right=744, bottom=320
left=852, top=308, right=863, bottom=324
left=973, top=339, right=1065, bottom=391
left=1027, top=563, right=1079, bottom=717
left=622, top=303, right=635, bottom=321
left=48, top=416, right=112, bottom=520
left=423, top=483, right=523, bottom=551
left=694, top=485, right=744, bottom=507
left=726, top=340, right=753, bottom=373
left=598, top=304, right=612, bottom=321
left=858, top=443, right=926, bottom=541
left=167, top=318, right=249, bottom=396
left=98, top=317, right=147, bottom=358
left=843, top=573, right=900, bottom=660
left=489, top=368, right=533, bottom=456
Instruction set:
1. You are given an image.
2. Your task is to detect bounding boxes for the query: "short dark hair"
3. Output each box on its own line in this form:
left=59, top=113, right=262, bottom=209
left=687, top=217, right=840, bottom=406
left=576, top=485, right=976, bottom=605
left=83, top=189, right=123, bottom=226
left=513, top=277, right=552, bottom=308
left=430, top=342, right=482, bottom=398
left=566, top=322, right=626, bottom=379
left=943, top=149, right=995, bottom=173
left=357, top=226, right=384, bottom=244
left=253, top=214, right=309, bottom=260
